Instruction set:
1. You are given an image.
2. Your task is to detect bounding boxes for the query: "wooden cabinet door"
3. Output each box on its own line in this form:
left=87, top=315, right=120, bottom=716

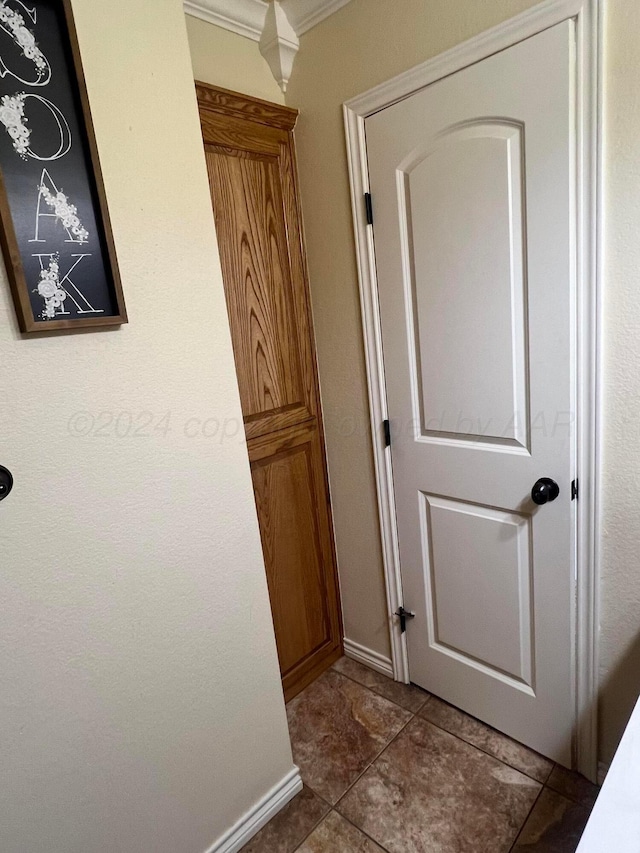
left=197, top=84, right=342, bottom=700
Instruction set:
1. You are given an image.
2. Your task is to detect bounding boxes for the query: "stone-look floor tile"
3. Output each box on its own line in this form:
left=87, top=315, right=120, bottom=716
left=420, top=696, right=553, bottom=783
left=546, top=765, right=600, bottom=807
left=286, top=670, right=412, bottom=805
left=338, top=716, right=541, bottom=853
left=512, top=787, right=593, bottom=851
left=241, top=786, right=328, bottom=853
left=297, top=811, right=385, bottom=853
left=333, top=657, right=430, bottom=713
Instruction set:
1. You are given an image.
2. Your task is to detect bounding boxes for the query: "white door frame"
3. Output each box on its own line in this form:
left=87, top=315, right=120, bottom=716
left=343, top=0, right=603, bottom=781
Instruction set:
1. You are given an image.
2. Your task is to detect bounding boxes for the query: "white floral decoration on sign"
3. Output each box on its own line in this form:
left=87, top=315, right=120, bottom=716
left=35, top=255, right=67, bottom=319
left=0, top=1, right=49, bottom=79
left=0, top=92, right=30, bottom=158
left=40, top=184, right=89, bottom=243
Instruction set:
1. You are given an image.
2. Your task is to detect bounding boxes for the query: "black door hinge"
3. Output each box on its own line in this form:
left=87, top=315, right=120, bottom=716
left=571, top=479, right=579, bottom=501
left=364, top=192, right=374, bottom=225
left=395, top=606, right=415, bottom=634
left=383, top=418, right=391, bottom=447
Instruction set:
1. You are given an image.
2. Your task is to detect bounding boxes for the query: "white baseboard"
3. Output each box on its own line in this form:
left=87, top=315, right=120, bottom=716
left=206, top=766, right=303, bottom=853
left=343, top=638, right=394, bottom=678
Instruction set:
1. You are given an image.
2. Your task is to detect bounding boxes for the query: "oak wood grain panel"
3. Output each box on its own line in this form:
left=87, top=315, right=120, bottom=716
left=196, top=80, right=298, bottom=131
left=252, top=436, right=331, bottom=676
left=276, top=139, right=320, bottom=416
left=250, top=422, right=342, bottom=700
left=205, top=148, right=312, bottom=432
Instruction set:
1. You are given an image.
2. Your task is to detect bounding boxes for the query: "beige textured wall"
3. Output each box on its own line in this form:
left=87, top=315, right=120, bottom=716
left=0, top=1, right=294, bottom=851
left=286, top=0, right=640, bottom=763
left=598, top=0, right=640, bottom=765
left=186, top=13, right=285, bottom=103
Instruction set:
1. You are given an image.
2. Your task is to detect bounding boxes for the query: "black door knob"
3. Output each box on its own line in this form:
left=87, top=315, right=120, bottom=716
left=531, top=477, right=559, bottom=505
left=0, top=465, right=13, bottom=502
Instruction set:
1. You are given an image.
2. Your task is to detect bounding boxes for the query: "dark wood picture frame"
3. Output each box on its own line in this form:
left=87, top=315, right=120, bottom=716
left=0, top=0, right=126, bottom=333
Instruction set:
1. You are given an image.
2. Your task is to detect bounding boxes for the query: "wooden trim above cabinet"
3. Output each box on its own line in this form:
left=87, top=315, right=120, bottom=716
left=195, top=81, right=298, bottom=131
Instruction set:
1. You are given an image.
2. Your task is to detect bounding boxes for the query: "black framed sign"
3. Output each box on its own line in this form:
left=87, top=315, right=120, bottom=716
left=0, top=0, right=126, bottom=333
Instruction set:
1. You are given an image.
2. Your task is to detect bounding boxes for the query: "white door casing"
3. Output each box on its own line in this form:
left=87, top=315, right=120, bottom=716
left=344, top=0, right=602, bottom=779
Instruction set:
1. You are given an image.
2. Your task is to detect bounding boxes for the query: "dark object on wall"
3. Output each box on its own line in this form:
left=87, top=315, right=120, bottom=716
left=0, top=0, right=126, bottom=333
left=0, top=465, right=13, bottom=501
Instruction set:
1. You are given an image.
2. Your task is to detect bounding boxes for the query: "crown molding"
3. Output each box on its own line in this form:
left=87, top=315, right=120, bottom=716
left=184, top=0, right=353, bottom=39
left=280, top=0, right=352, bottom=35
left=183, top=0, right=267, bottom=41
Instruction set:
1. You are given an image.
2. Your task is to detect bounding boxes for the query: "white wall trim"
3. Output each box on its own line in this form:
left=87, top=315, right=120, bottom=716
left=281, top=0, right=352, bottom=35
left=184, top=0, right=267, bottom=41
left=205, top=767, right=303, bottom=853
left=343, top=638, right=394, bottom=678
left=343, top=0, right=602, bottom=782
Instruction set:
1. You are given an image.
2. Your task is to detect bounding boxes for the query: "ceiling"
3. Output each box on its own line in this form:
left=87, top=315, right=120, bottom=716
left=184, top=0, right=352, bottom=92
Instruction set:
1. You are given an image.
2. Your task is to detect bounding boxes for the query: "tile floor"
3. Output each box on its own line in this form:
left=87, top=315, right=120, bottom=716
left=243, top=657, right=599, bottom=853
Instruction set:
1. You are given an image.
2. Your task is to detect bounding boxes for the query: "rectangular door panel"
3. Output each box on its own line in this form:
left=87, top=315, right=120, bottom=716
left=250, top=423, right=342, bottom=698
left=401, top=122, right=529, bottom=448
left=421, top=494, right=534, bottom=690
left=205, top=147, right=314, bottom=439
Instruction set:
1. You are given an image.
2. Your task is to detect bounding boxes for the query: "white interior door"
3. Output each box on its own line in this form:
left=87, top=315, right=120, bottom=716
left=366, top=21, right=576, bottom=764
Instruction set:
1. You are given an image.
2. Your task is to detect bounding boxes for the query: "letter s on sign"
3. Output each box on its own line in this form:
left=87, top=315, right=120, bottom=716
left=0, top=0, right=52, bottom=86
